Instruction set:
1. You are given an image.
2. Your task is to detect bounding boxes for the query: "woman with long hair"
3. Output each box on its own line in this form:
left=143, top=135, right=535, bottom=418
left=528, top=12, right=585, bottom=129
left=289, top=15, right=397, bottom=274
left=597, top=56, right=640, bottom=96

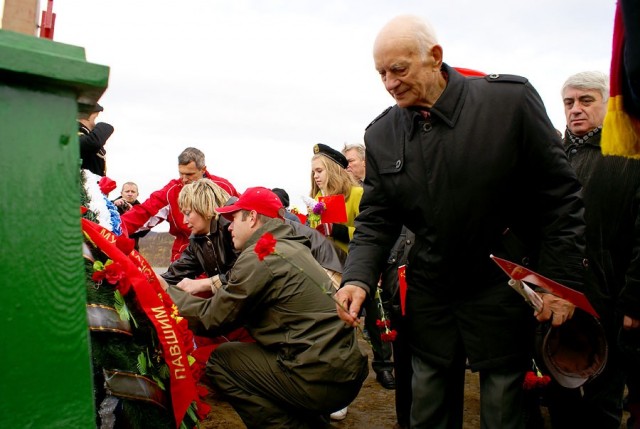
left=309, top=143, right=362, bottom=259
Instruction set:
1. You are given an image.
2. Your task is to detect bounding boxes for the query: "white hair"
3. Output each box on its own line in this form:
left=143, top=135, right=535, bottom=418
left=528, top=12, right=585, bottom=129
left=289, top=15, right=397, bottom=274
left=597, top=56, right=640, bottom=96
left=562, top=71, right=609, bottom=102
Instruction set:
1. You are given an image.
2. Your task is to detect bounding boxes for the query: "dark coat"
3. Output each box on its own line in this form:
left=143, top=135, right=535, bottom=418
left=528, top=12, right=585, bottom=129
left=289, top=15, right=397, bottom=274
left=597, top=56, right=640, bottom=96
left=285, top=219, right=343, bottom=273
left=161, top=216, right=238, bottom=285
left=565, top=132, right=640, bottom=321
left=162, top=217, right=342, bottom=285
left=78, top=122, right=114, bottom=176
left=343, top=64, right=587, bottom=370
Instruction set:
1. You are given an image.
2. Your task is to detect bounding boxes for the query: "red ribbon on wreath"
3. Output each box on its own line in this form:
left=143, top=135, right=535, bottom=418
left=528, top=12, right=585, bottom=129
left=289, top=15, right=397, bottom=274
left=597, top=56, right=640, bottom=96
left=82, top=218, right=197, bottom=428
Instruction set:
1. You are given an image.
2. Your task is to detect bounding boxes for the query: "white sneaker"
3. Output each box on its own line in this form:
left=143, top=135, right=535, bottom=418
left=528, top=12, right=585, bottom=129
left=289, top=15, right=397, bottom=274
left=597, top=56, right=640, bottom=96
left=330, top=407, right=348, bottom=421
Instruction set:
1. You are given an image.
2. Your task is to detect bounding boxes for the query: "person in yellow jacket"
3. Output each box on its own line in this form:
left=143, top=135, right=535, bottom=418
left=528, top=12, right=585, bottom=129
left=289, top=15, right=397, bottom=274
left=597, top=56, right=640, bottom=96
left=309, top=143, right=367, bottom=422
left=310, top=143, right=362, bottom=260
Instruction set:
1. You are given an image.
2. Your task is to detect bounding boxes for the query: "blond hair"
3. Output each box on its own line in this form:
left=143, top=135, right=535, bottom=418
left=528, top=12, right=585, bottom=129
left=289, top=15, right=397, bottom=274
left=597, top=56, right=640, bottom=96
left=310, top=154, right=357, bottom=198
left=178, top=178, right=230, bottom=220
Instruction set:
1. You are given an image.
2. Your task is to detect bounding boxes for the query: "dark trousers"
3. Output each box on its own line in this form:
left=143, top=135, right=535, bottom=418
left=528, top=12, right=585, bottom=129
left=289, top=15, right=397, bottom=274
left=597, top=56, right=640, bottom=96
left=390, top=309, right=412, bottom=428
left=411, top=353, right=525, bottom=429
left=207, top=342, right=359, bottom=429
left=364, top=293, right=394, bottom=373
left=620, top=327, right=640, bottom=429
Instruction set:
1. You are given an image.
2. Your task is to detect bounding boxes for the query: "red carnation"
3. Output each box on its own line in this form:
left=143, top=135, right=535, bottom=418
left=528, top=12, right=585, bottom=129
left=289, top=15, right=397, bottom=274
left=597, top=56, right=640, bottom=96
left=381, top=329, right=398, bottom=342
left=523, top=371, right=551, bottom=390
left=98, top=176, right=117, bottom=195
left=104, top=261, right=126, bottom=284
left=376, top=319, right=390, bottom=329
left=254, top=233, right=277, bottom=261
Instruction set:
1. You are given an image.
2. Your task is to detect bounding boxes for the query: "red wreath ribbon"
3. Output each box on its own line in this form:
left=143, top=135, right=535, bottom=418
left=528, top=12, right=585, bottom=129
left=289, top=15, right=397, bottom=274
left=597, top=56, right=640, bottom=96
left=82, top=218, right=197, bottom=428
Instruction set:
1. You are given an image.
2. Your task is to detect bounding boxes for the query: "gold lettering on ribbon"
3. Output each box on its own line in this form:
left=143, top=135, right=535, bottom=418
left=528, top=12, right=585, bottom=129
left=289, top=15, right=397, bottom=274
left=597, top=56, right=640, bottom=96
left=151, top=306, right=186, bottom=379
left=99, top=229, right=118, bottom=244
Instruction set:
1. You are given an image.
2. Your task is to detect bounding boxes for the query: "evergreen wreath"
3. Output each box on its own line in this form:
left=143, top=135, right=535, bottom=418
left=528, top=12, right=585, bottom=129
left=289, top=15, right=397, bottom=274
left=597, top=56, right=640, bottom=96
left=81, top=170, right=209, bottom=428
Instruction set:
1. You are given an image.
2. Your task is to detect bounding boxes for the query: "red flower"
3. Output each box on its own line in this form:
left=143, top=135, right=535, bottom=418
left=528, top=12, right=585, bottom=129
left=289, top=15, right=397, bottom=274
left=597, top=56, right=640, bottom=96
left=98, top=176, right=117, bottom=195
left=104, top=261, right=126, bottom=284
left=376, top=319, right=390, bottom=329
left=523, top=371, right=551, bottom=390
left=92, top=260, right=127, bottom=289
left=381, top=329, right=398, bottom=342
left=196, top=400, right=212, bottom=420
left=254, top=233, right=277, bottom=261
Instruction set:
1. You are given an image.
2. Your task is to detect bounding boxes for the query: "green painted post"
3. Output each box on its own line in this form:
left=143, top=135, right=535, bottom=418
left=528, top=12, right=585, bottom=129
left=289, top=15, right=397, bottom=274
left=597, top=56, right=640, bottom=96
left=0, top=30, right=109, bottom=428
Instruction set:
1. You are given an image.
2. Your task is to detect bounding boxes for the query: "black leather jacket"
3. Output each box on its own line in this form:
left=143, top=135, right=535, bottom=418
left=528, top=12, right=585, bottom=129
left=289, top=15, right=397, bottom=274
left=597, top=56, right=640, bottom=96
left=161, top=216, right=238, bottom=285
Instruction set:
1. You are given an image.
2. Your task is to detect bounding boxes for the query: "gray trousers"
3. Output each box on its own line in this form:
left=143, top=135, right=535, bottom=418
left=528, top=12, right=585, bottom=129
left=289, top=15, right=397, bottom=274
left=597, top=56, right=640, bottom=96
left=207, top=341, right=359, bottom=429
left=411, top=353, right=525, bottom=429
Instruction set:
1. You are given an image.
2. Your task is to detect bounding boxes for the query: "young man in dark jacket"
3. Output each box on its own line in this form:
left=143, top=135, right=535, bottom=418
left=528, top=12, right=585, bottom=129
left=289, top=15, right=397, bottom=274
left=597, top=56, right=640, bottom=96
left=336, top=15, right=588, bottom=429
left=165, top=187, right=368, bottom=428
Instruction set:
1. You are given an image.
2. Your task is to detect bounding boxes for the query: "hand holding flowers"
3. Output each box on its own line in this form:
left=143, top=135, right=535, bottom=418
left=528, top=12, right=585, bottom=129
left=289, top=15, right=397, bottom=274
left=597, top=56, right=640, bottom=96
left=374, top=286, right=398, bottom=342
left=523, top=359, right=551, bottom=390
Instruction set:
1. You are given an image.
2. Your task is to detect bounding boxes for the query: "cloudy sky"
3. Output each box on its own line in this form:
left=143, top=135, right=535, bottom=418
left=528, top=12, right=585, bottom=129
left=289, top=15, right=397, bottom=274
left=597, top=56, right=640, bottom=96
left=50, top=0, right=615, bottom=231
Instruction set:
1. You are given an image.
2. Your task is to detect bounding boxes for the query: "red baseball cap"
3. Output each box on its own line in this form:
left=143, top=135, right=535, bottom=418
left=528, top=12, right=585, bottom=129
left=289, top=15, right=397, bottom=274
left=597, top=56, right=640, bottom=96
left=216, top=187, right=284, bottom=220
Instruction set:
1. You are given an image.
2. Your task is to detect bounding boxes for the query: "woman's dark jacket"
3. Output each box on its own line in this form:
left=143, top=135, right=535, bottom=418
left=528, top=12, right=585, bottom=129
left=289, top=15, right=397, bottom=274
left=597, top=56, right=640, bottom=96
left=343, top=64, right=587, bottom=370
left=161, top=216, right=343, bottom=286
left=162, top=216, right=237, bottom=285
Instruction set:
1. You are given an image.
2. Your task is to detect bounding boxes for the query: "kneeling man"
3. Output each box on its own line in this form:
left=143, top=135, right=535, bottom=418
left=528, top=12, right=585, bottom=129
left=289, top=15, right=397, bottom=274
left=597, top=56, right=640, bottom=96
left=165, top=187, right=368, bottom=428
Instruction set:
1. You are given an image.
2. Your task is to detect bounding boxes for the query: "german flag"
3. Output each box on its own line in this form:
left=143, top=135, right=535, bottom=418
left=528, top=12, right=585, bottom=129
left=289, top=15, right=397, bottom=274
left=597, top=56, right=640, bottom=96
left=602, top=0, right=640, bottom=158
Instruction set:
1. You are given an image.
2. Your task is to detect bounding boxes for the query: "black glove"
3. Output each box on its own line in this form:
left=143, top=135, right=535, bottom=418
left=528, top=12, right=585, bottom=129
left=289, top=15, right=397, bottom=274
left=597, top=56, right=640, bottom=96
left=331, top=223, right=349, bottom=242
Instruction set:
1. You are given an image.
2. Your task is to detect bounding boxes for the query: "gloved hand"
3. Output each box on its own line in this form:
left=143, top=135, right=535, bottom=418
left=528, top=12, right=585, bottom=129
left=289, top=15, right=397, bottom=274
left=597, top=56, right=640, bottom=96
left=330, top=223, right=349, bottom=242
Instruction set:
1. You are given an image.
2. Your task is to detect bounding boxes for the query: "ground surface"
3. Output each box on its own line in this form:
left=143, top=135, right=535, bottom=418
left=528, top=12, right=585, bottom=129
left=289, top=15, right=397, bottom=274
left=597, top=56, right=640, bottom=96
left=141, top=236, right=630, bottom=429
left=198, top=336, right=482, bottom=429
left=197, top=336, right=632, bottom=429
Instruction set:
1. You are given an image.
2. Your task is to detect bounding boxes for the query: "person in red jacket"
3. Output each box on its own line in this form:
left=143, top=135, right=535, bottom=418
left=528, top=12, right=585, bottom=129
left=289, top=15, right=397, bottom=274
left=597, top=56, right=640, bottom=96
left=121, top=147, right=239, bottom=262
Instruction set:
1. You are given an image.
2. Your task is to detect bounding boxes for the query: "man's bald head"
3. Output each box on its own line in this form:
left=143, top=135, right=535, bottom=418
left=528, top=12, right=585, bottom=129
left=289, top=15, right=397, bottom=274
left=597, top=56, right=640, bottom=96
left=374, top=15, right=439, bottom=62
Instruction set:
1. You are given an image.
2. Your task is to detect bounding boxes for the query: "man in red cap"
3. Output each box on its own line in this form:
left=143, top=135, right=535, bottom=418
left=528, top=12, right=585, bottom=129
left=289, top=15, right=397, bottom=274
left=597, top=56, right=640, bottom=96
left=164, top=187, right=368, bottom=428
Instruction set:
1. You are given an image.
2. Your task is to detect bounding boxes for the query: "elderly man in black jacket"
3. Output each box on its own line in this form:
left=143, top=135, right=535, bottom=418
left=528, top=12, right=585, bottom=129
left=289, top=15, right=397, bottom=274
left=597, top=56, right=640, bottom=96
left=336, top=15, right=587, bottom=429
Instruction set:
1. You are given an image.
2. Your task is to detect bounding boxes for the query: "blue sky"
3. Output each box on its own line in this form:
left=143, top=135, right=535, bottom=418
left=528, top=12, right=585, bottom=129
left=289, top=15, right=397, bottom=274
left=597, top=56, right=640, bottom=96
left=50, top=0, right=615, bottom=229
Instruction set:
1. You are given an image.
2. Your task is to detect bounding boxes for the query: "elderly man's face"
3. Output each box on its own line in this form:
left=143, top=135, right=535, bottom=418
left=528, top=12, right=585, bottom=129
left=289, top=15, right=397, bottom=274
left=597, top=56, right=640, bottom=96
left=374, top=38, right=443, bottom=108
left=344, top=149, right=366, bottom=182
left=563, top=87, right=607, bottom=136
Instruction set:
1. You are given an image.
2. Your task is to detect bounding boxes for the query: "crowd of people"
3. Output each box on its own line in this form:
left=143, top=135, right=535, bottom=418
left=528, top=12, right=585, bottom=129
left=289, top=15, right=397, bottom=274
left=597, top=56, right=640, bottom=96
left=79, top=11, right=639, bottom=429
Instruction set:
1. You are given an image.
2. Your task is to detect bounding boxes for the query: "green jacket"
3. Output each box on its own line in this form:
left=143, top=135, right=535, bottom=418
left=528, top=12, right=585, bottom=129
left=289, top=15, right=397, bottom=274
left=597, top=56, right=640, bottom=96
left=167, top=218, right=367, bottom=383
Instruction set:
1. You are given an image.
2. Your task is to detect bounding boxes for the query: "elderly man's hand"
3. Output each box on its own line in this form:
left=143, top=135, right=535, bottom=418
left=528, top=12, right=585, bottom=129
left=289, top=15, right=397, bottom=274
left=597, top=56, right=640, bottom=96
left=535, top=293, right=575, bottom=327
left=623, top=315, right=640, bottom=330
left=335, top=284, right=367, bottom=327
